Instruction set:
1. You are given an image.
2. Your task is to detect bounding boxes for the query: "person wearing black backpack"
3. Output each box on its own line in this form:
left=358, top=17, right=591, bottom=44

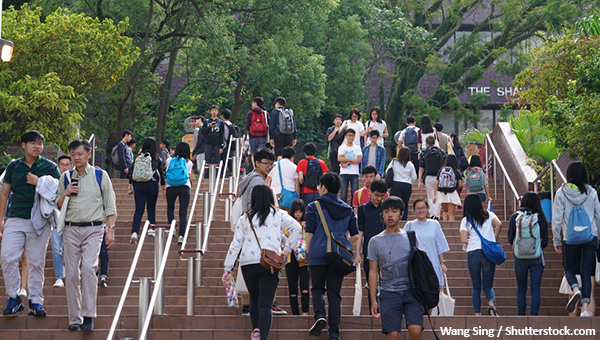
left=368, top=196, right=424, bottom=340
left=397, top=116, right=420, bottom=177
left=418, top=136, right=446, bottom=220
left=296, top=143, right=328, bottom=206
left=553, top=162, right=600, bottom=317
left=269, top=97, right=297, bottom=159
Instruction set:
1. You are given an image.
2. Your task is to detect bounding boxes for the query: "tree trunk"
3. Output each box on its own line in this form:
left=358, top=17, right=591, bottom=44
left=230, top=70, right=247, bottom=123
left=156, top=45, right=180, bottom=143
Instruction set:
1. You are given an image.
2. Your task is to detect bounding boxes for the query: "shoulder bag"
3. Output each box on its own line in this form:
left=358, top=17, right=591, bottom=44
left=250, top=216, right=286, bottom=274
left=277, top=161, right=298, bottom=209
left=385, top=160, right=394, bottom=188
left=315, top=201, right=356, bottom=275
left=468, top=217, right=506, bottom=265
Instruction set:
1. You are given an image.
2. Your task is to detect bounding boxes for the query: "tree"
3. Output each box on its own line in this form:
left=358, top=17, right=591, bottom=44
left=0, top=6, right=137, bottom=149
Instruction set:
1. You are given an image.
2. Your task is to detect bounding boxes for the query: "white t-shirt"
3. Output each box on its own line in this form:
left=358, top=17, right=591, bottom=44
left=165, top=157, right=194, bottom=188
left=366, top=120, right=387, bottom=146
left=341, top=120, right=365, bottom=147
left=399, top=126, right=420, bottom=143
left=338, top=144, right=362, bottom=175
left=267, top=158, right=298, bottom=206
left=459, top=212, right=498, bottom=252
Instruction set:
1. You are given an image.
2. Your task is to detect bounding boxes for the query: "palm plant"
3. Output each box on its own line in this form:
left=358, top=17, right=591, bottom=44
left=577, top=15, right=600, bottom=38
left=509, top=110, right=559, bottom=162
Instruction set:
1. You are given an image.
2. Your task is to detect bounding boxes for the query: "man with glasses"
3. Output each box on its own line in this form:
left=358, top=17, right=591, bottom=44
left=235, top=148, right=288, bottom=315
left=0, top=130, right=61, bottom=316
left=356, top=179, right=389, bottom=314
left=50, top=156, right=73, bottom=289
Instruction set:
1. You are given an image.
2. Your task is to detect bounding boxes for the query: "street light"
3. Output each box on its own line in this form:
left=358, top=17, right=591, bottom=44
left=0, top=0, right=14, bottom=62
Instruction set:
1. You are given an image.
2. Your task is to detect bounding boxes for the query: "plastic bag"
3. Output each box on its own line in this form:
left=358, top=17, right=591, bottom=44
left=294, top=233, right=307, bottom=262
left=226, top=276, right=238, bottom=308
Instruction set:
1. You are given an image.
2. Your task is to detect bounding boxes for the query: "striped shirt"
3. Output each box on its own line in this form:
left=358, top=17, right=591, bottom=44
left=5, top=156, right=60, bottom=219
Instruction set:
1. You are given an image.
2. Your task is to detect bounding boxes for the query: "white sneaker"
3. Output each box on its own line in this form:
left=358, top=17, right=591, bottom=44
left=130, top=232, right=138, bottom=244
left=53, top=279, right=64, bottom=288
left=581, top=310, right=593, bottom=317
left=148, top=229, right=155, bottom=237
left=18, top=288, right=27, bottom=298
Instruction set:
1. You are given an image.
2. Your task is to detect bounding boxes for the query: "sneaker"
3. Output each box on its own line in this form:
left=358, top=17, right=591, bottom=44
left=566, top=290, right=581, bottom=313
left=242, top=305, right=250, bottom=316
left=53, top=279, right=64, bottom=288
left=271, top=301, right=287, bottom=315
left=329, top=332, right=341, bottom=340
left=130, top=232, right=138, bottom=244
left=68, top=324, right=81, bottom=331
left=487, top=304, right=498, bottom=316
left=99, top=278, right=108, bottom=289
left=28, top=300, right=47, bottom=317
left=18, top=288, right=27, bottom=298
left=251, top=329, right=260, bottom=340
left=581, top=310, right=593, bottom=317
left=178, top=235, right=184, bottom=244
left=3, top=296, right=24, bottom=315
left=148, top=229, right=155, bottom=237
left=309, top=317, right=328, bottom=337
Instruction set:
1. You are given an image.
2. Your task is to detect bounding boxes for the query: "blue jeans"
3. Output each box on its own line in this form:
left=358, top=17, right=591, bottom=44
left=564, top=237, right=598, bottom=303
left=99, top=233, right=109, bottom=278
left=340, top=174, right=358, bottom=205
left=390, top=182, right=411, bottom=220
left=50, top=228, right=64, bottom=280
left=467, top=249, right=496, bottom=313
left=513, top=255, right=544, bottom=315
left=131, top=181, right=159, bottom=234
left=302, top=192, right=320, bottom=206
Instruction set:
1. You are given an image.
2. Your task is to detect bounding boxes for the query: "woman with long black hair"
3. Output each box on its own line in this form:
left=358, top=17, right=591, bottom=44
left=553, top=162, right=600, bottom=317
left=128, top=138, right=166, bottom=244
left=465, top=155, right=491, bottom=205
left=507, top=193, right=548, bottom=315
left=165, top=142, right=193, bottom=244
left=417, top=115, right=439, bottom=152
left=286, top=199, right=310, bottom=315
left=222, top=185, right=301, bottom=339
left=460, top=194, right=502, bottom=316
left=386, top=146, right=416, bottom=220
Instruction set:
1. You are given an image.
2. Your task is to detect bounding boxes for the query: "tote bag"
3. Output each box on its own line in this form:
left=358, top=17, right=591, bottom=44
left=353, top=263, right=362, bottom=316
left=468, top=217, right=506, bottom=265
left=235, top=268, right=248, bottom=294
left=56, top=171, right=72, bottom=235
left=436, top=274, right=455, bottom=316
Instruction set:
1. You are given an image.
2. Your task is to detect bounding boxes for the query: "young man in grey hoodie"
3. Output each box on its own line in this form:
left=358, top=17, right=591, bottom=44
left=552, top=162, right=600, bottom=317
left=236, top=148, right=288, bottom=315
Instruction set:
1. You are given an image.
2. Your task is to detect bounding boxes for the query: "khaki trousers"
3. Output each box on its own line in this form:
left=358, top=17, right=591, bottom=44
left=425, top=175, right=440, bottom=218
left=1, top=218, right=51, bottom=304
left=63, top=225, right=103, bottom=324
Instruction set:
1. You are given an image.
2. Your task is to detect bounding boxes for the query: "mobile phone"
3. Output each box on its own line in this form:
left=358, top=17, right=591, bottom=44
left=71, top=179, right=78, bottom=196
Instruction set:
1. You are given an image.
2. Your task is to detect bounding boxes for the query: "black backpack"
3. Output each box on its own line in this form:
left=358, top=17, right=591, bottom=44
left=407, top=230, right=441, bottom=340
left=424, top=148, right=444, bottom=176
left=304, top=159, right=323, bottom=190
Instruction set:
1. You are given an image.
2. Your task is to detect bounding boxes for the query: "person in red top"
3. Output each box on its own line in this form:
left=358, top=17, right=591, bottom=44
left=296, top=143, right=328, bottom=206
left=352, top=165, right=388, bottom=214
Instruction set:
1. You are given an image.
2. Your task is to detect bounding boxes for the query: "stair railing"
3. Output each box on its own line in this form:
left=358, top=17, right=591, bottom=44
left=180, top=160, right=206, bottom=250
left=107, top=220, right=151, bottom=340
left=87, top=134, right=96, bottom=167
left=532, top=159, right=567, bottom=214
left=484, top=134, right=521, bottom=220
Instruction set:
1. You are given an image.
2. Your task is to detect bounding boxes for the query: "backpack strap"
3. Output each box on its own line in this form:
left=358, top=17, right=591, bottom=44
left=64, top=168, right=102, bottom=194
left=407, top=229, right=417, bottom=249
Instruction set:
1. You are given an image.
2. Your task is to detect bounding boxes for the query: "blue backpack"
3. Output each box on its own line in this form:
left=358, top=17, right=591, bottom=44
left=64, top=168, right=103, bottom=193
left=566, top=203, right=594, bottom=245
left=166, top=157, right=189, bottom=186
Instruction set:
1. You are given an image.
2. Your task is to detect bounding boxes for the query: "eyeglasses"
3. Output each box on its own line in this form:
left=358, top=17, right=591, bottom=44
left=260, top=161, right=274, bottom=168
left=372, top=193, right=386, bottom=199
left=415, top=207, right=428, bottom=211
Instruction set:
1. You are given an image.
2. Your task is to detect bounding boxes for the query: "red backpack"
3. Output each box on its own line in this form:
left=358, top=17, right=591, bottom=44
left=249, top=110, right=268, bottom=137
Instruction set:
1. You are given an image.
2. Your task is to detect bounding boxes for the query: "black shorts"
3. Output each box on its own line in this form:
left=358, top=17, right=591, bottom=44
left=379, top=290, right=424, bottom=334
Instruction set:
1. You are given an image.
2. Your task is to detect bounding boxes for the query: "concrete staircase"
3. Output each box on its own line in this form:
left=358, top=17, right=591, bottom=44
left=0, top=177, right=599, bottom=340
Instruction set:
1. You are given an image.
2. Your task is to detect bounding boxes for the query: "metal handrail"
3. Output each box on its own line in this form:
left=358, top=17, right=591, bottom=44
left=139, top=220, right=177, bottom=340
left=484, top=135, right=520, bottom=220
left=201, top=160, right=224, bottom=254
left=180, top=160, right=206, bottom=251
left=87, top=134, right=96, bottom=167
left=532, top=159, right=567, bottom=216
left=219, top=136, right=235, bottom=194
left=107, top=220, right=150, bottom=340
left=233, top=135, right=246, bottom=194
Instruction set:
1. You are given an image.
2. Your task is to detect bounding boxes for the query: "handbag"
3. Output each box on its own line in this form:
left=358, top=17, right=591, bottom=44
left=226, top=276, right=238, bottom=308
left=436, top=274, right=455, bottom=316
left=277, top=161, right=298, bottom=209
left=250, top=219, right=286, bottom=274
left=353, top=263, right=362, bottom=316
left=385, top=160, right=394, bottom=188
left=294, top=228, right=307, bottom=262
left=468, top=217, right=506, bottom=265
left=56, top=171, right=72, bottom=235
left=315, top=201, right=356, bottom=276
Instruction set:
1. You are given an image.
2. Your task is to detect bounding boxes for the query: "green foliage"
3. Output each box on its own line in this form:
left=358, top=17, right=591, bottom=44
left=509, top=111, right=559, bottom=162
left=577, top=15, right=600, bottom=37
left=461, top=127, right=490, bottom=145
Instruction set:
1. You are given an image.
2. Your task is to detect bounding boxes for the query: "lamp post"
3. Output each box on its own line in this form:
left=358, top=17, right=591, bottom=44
left=0, top=0, right=14, bottom=62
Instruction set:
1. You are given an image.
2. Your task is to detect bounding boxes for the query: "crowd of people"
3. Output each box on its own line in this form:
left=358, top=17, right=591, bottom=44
left=0, top=101, right=599, bottom=340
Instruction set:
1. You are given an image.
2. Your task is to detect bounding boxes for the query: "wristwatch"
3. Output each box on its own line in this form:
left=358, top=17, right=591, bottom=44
left=107, top=225, right=116, bottom=230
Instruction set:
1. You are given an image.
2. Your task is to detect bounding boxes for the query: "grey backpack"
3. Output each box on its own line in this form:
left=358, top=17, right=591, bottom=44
left=278, top=108, right=295, bottom=135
